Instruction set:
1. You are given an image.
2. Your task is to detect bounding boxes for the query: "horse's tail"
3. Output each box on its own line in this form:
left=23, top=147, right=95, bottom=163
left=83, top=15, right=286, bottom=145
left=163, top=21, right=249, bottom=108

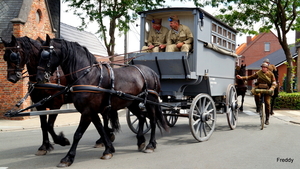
left=105, top=107, right=120, bottom=132
left=155, top=103, right=169, bottom=133
left=149, top=69, right=169, bottom=133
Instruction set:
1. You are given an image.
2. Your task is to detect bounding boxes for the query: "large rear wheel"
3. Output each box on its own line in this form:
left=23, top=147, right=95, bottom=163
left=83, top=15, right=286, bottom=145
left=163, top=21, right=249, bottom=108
left=189, top=93, right=216, bottom=142
left=226, top=84, right=239, bottom=129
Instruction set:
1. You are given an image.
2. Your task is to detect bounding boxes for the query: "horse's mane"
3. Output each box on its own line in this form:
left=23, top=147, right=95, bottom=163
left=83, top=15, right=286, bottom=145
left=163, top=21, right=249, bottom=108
left=17, top=36, right=41, bottom=65
left=52, top=38, right=97, bottom=79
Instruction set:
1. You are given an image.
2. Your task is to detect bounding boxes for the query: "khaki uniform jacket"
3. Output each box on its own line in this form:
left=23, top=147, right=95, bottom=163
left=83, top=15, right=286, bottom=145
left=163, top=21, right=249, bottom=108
left=147, top=26, right=169, bottom=46
left=242, top=70, right=277, bottom=89
left=167, top=24, right=193, bottom=45
left=268, top=64, right=277, bottom=72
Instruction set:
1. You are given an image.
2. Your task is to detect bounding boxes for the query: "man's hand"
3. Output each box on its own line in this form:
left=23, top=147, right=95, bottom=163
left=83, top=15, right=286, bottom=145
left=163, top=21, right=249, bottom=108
left=159, top=44, right=166, bottom=49
left=148, top=45, right=155, bottom=49
left=236, top=75, right=242, bottom=79
left=176, top=42, right=184, bottom=48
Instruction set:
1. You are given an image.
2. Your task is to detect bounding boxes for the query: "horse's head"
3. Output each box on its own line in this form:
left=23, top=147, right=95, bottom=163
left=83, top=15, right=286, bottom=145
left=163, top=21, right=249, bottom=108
left=2, top=35, right=28, bottom=83
left=36, top=34, right=61, bottom=83
left=235, top=64, right=246, bottom=76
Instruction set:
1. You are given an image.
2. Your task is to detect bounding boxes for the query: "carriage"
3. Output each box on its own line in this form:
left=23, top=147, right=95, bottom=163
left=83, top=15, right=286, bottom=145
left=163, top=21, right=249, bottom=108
left=2, top=7, right=239, bottom=167
left=126, top=7, right=239, bottom=141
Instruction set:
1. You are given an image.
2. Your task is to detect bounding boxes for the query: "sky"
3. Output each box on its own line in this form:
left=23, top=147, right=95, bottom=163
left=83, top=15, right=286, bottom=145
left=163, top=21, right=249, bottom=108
left=60, top=1, right=296, bottom=55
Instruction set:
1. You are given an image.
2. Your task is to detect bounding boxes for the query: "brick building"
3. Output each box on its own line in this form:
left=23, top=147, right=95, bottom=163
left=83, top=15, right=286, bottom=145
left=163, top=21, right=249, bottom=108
left=236, top=32, right=283, bottom=89
left=0, top=0, right=58, bottom=119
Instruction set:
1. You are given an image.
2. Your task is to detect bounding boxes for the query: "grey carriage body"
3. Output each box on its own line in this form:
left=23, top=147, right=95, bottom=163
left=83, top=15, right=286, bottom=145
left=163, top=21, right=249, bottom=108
left=127, top=8, right=240, bottom=141
left=130, top=8, right=238, bottom=98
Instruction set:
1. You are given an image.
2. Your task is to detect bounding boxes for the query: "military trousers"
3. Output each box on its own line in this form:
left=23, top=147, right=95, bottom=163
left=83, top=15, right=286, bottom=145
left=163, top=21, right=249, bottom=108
left=166, top=44, right=192, bottom=52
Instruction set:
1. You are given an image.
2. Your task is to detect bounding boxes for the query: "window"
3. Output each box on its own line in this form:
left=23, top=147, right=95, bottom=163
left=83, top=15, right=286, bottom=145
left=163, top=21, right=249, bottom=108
left=211, top=21, right=236, bottom=51
left=264, top=42, right=270, bottom=51
left=36, top=9, right=42, bottom=23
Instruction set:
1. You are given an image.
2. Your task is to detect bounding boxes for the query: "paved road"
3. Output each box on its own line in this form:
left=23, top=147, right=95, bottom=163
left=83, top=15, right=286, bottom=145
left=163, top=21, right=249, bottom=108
left=0, top=95, right=299, bottom=169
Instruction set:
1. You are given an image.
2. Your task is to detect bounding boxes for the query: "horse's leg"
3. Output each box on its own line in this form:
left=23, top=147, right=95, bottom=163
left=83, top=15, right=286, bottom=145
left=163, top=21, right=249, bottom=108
left=36, top=115, right=53, bottom=156
left=94, top=112, right=115, bottom=148
left=47, top=114, right=70, bottom=146
left=57, top=113, right=92, bottom=167
left=91, top=113, right=115, bottom=159
left=144, top=104, right=157, bottom=153
left=239, top=94, right=245, bottom=111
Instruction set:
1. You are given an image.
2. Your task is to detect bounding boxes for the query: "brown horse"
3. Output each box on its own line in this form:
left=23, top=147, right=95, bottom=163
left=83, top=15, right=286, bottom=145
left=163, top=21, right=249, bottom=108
left=235, top=64, right=247, bottom=111
left=35, top=35, right=168, bottom=167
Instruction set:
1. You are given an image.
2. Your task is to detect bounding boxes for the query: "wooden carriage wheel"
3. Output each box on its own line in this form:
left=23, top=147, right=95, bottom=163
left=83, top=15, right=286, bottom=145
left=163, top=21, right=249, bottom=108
left=189, top=93, right=216, bottom=142
left=226, top=84, right=239, bottom=130
left=126, top=109, right=151, bottom=134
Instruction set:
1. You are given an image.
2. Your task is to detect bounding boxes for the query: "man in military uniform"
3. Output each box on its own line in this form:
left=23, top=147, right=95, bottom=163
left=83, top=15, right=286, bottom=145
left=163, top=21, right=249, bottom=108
left=166, top=15, right=193, bottom=52
left=236, top=62, right=277, bottom=125
left=263, top=58, right=277, bottom=72
left=263, top=58, right=279, bottom=115
left=141, top=18, right=169, bottom=52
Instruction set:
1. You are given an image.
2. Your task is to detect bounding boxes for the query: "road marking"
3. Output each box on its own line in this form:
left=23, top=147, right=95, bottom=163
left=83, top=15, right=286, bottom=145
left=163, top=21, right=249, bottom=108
left=243, top=110, right=257, bottom=116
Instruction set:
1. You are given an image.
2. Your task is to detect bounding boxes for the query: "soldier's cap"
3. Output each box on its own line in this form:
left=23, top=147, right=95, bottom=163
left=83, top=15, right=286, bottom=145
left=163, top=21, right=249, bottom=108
left=152, top=18, right=162, bottom=24
left=264, top=58, right=270, bottom=63
left=168, top=15, right=179, bottom=22
left=261, top=62, right=268, bottom=67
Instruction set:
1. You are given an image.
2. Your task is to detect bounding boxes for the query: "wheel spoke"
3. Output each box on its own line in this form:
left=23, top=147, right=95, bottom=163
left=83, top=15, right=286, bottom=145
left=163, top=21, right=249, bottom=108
left=201, top=122, right=207, bottom=136
left=204, top=121, right=213, bottom=130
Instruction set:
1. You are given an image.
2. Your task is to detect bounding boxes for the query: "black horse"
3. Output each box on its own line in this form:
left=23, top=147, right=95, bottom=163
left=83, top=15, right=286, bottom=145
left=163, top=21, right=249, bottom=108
left=1, top=35, right=71, bottom=155
left=35, top=35, right=168, bottom=167
left=271, top=69, right=279, bottom=115
left=1, top=35, right=106, bottom=155
left=235, top=64, right=247, bottom=111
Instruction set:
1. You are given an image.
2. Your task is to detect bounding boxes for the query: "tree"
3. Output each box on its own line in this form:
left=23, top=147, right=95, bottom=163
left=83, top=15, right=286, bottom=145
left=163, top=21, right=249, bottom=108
left=63, top=0, right=165, bottom=59
left=197, top=0, right=300, bottom=93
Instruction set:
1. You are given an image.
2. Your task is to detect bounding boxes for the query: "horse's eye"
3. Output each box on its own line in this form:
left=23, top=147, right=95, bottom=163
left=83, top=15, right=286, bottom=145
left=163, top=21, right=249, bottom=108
left=41, top=50, right=50, bottom=60
left=10, top=52, right=19, bottom=63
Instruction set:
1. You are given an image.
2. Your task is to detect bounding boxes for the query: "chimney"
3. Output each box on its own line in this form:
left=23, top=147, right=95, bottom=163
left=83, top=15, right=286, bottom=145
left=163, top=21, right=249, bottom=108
left=246, top=36, right=252, bottom=46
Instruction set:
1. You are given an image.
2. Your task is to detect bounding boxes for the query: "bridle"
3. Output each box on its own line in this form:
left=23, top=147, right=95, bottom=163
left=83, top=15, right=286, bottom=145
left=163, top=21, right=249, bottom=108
left=37, top=45, right=55, bottom=81
left=5, top=45, right=24, bottom=79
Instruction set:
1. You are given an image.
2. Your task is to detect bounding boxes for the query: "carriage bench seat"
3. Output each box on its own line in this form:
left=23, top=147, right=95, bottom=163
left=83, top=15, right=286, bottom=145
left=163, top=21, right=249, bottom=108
left=130, top=52, right=197, bottom=80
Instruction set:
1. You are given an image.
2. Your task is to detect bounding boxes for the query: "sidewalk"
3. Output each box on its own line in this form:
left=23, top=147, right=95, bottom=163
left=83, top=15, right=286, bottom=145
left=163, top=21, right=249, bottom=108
left=1, top=98, right=299, bottom=132
left=0, top=107, right=128, bottom=132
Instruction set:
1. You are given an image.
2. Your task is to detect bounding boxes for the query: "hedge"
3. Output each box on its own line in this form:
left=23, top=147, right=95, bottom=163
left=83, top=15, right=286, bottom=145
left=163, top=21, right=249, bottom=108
left=273, top=92, right=300, bottom=110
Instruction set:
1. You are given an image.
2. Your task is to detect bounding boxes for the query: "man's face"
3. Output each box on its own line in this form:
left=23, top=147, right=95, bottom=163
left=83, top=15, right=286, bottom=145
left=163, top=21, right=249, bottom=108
left=261, top=66, right=268, bottom=73
left=169, top=21, right=179, bottom=30
left=152, top=23, right=161, bottom=30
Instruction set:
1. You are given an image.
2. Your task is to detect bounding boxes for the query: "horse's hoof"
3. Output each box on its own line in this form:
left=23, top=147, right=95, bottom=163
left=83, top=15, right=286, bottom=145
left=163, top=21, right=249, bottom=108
left=35, top=150, right=47, bottom=156
left=110, top=134, right=115, bottom=142
left=100, top=154, right=113, bottom=160
left=138, top=143, right=146, bottom=151
left=57, top=162, right=72, bottom=168
left=144, top=148, right=154, bottom=153
left=94, top=143, right=104, bottom=148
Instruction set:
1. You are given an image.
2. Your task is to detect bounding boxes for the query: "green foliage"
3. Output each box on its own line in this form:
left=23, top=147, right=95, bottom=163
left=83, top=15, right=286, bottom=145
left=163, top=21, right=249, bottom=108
left=62, top=0, right=166, bottom=56
left=205, top=0, right=300, bottom=93
left=274, top=92, right=300, bottom=110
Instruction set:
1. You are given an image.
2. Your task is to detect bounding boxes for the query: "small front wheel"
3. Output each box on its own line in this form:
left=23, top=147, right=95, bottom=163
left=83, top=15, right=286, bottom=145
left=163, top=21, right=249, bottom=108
left=260, top=103, right=265, bottom=130
left=126, top=109, right=151, bottom=134
left=164, top=109, right=179, bottom=127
